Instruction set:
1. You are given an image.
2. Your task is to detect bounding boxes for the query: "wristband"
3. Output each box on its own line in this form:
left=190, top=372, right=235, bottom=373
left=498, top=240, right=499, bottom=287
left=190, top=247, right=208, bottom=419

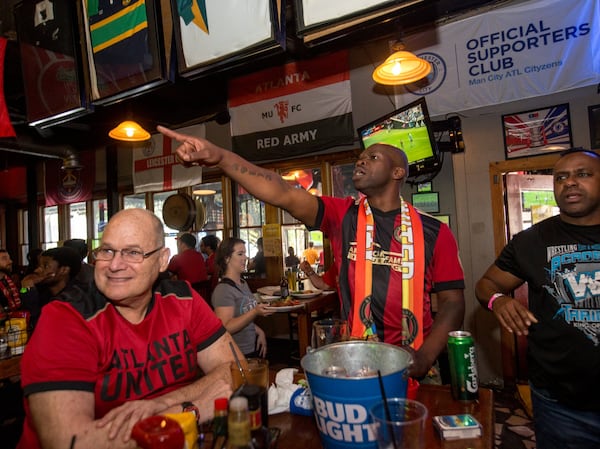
left=182, top=401, right=200, bottom=422
left=487, top=293, right=504, bottom=311
left=19, top=287, right=30, bottom=294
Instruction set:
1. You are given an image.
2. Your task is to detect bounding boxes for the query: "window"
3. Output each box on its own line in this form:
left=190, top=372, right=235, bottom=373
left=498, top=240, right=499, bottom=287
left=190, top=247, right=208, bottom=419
left=192, top=181, right=224, bottom=243
left=92, top=199, right=108, bottom=250
left=154, top=190, right=179, bottom=257
left=69, top=202, right=88, bottom=240
left=43, top=206, right=59, bottom=249
left=124, top=193, right=147, bottom=209
left=236, top=184, right=266, bottom=274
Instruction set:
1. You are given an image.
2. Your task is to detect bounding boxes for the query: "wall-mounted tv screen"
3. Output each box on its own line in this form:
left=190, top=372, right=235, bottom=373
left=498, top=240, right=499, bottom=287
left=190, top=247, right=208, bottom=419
left=357, top=98, right=440, bottom=177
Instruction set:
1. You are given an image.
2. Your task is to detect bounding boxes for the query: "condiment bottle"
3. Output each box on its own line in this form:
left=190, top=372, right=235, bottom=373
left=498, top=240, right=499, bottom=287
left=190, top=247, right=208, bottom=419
left=227, top=396, right=252, bottom=449
left=213, top=397, right=229, bottom=439
left=280, top=276, right=289, bottom=298
left=242, top=385, right=268, bottom=449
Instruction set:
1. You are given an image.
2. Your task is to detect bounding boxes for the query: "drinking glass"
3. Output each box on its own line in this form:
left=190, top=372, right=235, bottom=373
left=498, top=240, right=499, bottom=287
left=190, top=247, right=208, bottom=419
left=311, top=319, right=348, bottom=349
left=370, top=398, right=428, bottom=449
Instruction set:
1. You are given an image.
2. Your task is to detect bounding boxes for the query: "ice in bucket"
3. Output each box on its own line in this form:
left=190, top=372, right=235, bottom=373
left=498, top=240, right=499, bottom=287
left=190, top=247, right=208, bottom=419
left=301, top=341, right=413, bottom=449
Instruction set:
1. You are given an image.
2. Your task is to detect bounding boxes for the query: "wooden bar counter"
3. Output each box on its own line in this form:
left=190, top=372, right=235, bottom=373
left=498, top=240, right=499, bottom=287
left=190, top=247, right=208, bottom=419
left=0, top=355, right=21, bottom=381
left=269, top=384, right=494, bottom=449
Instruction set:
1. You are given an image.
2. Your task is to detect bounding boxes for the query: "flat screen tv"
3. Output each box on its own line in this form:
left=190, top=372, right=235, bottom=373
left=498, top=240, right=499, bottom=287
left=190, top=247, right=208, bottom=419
left=357, top=98, right=440, bottom=177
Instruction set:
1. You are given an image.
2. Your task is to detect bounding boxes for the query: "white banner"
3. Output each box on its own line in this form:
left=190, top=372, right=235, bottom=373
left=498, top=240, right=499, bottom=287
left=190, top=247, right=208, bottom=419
left=228, top=50, right=354, bottom=161
left=395, top=0, right=600, bottom=115
left=132, top=124, right=205, bottom=193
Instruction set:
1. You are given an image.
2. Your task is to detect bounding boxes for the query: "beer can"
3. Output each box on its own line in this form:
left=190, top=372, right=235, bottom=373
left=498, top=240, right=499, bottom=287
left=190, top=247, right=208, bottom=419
left=447, top=331, right=479, bottom=401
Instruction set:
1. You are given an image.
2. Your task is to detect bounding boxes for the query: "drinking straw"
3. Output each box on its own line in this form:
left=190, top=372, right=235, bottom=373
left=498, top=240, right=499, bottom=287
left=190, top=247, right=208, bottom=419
left=377, top=370, right=398, bottom=449
left=229, top=341, right=248, bottom=384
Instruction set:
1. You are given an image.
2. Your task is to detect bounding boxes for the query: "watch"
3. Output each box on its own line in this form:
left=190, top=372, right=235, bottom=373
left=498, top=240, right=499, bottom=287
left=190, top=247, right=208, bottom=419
left=181, top=401, right=200, bottom=422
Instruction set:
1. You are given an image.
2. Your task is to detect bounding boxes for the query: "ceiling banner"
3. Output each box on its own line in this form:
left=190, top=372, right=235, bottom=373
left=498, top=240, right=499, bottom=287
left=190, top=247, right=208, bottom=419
left=132, top=123, right=205, bottom=193
left=45, top=151, right=95, bottom=206
left=228, top=49, right=354, bottom=161
left=394, top=0, right=600, bottom=116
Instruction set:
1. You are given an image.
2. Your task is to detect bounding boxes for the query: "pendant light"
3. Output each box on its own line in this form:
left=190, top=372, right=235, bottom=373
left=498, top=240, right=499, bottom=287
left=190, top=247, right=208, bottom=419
left=372, top=41, right=432, bottom=85
left=108, top=120, right=151, bottom=142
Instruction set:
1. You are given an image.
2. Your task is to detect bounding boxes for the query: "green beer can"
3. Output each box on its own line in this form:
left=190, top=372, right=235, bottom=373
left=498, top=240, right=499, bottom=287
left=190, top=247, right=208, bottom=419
left=447, top=331, right=479, bottom=401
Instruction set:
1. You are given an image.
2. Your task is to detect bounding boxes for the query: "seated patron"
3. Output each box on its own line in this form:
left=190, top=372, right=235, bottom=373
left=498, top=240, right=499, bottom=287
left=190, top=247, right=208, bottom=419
left=20, top=246, right=81, bottom=329
left=18, top=209, right=238, bottom=449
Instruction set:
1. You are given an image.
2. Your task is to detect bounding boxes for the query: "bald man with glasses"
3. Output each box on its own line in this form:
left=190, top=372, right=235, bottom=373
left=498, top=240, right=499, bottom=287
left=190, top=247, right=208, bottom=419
left=18, top=208, right=239, bottom=449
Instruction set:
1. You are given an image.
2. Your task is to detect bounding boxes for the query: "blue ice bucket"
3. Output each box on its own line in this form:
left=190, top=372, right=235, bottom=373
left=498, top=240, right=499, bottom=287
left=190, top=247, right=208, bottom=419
left=301, top=341, right=412, bottom=449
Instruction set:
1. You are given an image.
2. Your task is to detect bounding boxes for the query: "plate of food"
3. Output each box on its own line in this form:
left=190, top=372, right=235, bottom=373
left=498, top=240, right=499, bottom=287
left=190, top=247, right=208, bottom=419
left=257, top=286, right=280, bottom=296
left=260, top=294, right=281, bottom=301
left=291, top=289, right=322, bottom=299
left=264, top=299, right=304, bottom=312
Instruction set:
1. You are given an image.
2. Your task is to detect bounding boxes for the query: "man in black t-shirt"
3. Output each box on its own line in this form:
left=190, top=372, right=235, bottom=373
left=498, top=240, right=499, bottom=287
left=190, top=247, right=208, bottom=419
left=476, top=149, right=600, bottom=449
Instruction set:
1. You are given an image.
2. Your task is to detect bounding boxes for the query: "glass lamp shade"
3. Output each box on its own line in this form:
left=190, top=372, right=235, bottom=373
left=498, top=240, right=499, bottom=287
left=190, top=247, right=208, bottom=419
left=108, top=121, right=151, bottom=142
left=372, top=50, right=432, bottom=85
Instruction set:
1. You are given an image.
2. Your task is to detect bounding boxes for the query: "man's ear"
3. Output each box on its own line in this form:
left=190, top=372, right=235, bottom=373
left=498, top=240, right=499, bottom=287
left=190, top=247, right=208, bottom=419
left=393, top=166, right=406, bottom=181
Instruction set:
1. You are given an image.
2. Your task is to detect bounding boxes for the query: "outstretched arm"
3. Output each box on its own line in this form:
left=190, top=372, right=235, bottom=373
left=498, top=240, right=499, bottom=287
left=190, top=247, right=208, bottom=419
left=158, top=126, right=320, bottom=227
left=475, top=264, right=537, bottom=336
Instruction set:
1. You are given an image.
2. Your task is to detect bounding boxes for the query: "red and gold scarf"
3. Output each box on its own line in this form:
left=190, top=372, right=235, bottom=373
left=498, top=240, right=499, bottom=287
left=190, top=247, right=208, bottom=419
left=0, top=275, right=22, bottom=321
left=351, top=197, right=425, bottom=349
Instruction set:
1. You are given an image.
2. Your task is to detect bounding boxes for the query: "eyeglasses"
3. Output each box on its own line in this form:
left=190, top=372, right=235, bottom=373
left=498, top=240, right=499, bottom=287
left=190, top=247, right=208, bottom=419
left=93, top=246, right=164, bottom=263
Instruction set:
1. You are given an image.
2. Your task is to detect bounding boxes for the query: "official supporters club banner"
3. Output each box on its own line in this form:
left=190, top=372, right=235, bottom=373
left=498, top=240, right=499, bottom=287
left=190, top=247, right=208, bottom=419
left=228, top=50, right=354, bottom=161
left=132, top=124, right=205, bottom=193
left=395, top=0, right=599, bottom=116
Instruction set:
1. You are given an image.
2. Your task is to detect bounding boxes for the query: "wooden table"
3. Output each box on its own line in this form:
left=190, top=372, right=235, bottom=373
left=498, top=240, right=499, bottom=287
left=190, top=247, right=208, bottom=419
left=269, top=384, right=494, bottom=449
left=289, top=292, right=339, bottom=357
left=0, top=355, right=22, bottom=381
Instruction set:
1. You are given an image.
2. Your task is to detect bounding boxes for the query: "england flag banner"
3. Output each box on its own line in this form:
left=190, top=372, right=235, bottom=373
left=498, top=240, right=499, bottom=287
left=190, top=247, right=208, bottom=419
left=228, top=50, right=354, bottom=161
left=132, top=124, right=205, bottom=193
left=395, top=0, right=600, bottom=116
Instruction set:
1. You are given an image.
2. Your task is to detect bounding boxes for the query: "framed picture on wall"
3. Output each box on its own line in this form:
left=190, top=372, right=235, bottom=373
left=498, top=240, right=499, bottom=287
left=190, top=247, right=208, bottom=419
left=502, top=103, right=573, bottom=159
left=589, top=105, right=600, bottom=150
left=15, top=0, right=90, bottom=127
left=171, top=0, right=285, bottom=79
left=81, top=0, right=169, bottom=105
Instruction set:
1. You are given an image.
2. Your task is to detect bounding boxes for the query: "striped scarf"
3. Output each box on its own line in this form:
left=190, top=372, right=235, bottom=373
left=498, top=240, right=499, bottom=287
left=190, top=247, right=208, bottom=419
left=351, top=197, right=425, bottom=349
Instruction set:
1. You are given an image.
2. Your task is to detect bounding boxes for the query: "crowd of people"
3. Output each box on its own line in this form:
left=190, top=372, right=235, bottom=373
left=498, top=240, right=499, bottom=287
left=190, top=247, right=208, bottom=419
left=2, top=134, right=598, bottom=448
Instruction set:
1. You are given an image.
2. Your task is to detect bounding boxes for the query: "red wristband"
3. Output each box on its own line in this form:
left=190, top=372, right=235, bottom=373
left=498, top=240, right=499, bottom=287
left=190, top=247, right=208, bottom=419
left=487, top=293, right=504, bottom=311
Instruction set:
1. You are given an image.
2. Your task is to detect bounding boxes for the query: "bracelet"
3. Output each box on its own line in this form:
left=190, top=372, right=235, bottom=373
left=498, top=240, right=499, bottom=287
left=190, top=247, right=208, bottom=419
left=306, top=271, right=316, bottom=276
left=487, top=293, right=504, bottom=311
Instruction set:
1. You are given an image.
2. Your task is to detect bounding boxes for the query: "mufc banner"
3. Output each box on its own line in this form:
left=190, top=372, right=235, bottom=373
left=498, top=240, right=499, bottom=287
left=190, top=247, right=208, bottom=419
left=45, top=151, right=95, bottom=206
left=228, top=50, right=354, bottom=161
left=132, top=124, right=205, bottom=193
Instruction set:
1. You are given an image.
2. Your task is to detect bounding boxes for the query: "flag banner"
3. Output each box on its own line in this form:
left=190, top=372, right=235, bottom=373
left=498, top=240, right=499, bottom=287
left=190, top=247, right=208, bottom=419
left=132, top=123, right=205, bottom=193
left=395, top=0, right=600, bottom=116
left=175, top=0, right=279, bottom=71
left=45, top=151, right=95, bottom=206
left=229, top=50, right=354, bottom=161
left=0, top=37, right=15, bottom=137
